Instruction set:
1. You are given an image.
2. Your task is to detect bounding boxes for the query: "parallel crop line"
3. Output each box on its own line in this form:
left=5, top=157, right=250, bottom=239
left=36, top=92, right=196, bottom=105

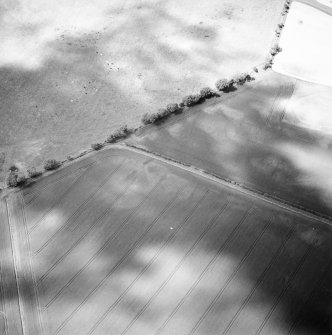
left=23, top=161, right=96, bottom=198
left=266, top=87, right=282, bottom=127
left=27, top=166, right=91, bottom=230
left=265, top=81, right=294, bottom=127
left=0, top=263, right=8, bottom=335
left=189, top=215, right=274, bottom=335
left=121, top=200, right=231, bottom=335
left=33, top=161, right=125, bottom=253
left=0, top=202, right=9, bottom=335
left=23, top=164, right=91, bottom=208
left=36, top=171, right=138, bottom=284
left=44, top=176, right=166, bottom=308
left=155, top=205, right=254, bottom=334
left=19, top=194, right=45, bottom=335
left=287, top=260, right=332, bottom=335
left=5, top=199, right=25, bottom=335
left=222, top=227, right=295, bottom=335
left=87, top=190, right=211, bottom=335
left=255, top=244, right=314, bottom=335
left=54, top=185, right=188, bottom=334
left=278, top=82, right=295, bottom=123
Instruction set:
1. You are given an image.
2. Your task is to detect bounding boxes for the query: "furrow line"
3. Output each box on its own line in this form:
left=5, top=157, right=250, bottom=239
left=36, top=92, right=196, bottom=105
left=24, top=165, right=91, bottom=208
left=121, top=200, right=231, bottom=335
left=19, top=194, right=46, bottom=335
left=288, top=260, right=332, bottom=335
left=278, top=81, right=296, bottom=123
left=5, top=199, right=25, bottom=335
left=0, top=238, right=8, bottom=335
left=189, top=215, right=274, bottom=335
left=266, top=88, right=282, bottom=127
left=36, top=171, right=138, bottom=284
left=54, top=186, right=187, bottom=334
left=255, top=244, right=314, bottom=335
left=155, top=205, right=254, bottom=334
left=87, top=190, right=211, bottom=335
left=27, top=166, right=91, bottom=230
left=222, top=227, right=295, bottom=335
left=23, top=161, right=95, bottom=198
left=44, top=176, right=166, bottom=308
left=33, top=161, right=125, bottom=252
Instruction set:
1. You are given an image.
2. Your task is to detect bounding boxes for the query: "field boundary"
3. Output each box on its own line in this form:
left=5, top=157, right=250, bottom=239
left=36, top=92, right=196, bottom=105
left=114, top=144, right=332, bottom=226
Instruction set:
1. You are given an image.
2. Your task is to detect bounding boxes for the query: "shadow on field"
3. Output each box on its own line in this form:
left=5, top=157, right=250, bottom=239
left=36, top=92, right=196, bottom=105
left=134, top=71, right=332, bottom=219
left=6, top=146, right=331, bottom=335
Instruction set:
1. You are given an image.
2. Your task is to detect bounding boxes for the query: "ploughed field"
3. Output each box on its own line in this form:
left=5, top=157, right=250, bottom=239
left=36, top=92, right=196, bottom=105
left=130, top=71, right=332, bottom=218
left=1, top=148, right=331, bottom=335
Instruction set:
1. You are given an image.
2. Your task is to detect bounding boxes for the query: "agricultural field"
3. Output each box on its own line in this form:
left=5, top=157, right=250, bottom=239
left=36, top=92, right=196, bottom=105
left=0, top=0, right=286, bottom=184
left=1, top=1, right=332, bottom=334
left=273, top=0, right=332, bottom=87
left=0, top=148, right=331, bottom=335
left=129, top=66, right=332, bottom=218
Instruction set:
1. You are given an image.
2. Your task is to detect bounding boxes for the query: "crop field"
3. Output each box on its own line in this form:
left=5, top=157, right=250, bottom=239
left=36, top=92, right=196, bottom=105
left=273, top=0, right=332, bottom=87
left=0, top=148, right=331, bottom=335
left=0, top=0, right=286, bottom=184
left=130, top=71, right=332, bottom=218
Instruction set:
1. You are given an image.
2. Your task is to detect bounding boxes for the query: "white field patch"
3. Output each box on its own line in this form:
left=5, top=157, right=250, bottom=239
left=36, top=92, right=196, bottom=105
left=284, top=81, right=332, bottom=133
left=273, top=2, right=332, bottom=87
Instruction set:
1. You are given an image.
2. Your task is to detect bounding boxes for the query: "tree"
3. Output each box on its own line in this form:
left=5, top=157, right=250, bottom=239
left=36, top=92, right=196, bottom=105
left=215, top=79, right=234, bottom=92
left=182, top=94, right=201, bottom=107
left=44, top=159, right=61, bottom=171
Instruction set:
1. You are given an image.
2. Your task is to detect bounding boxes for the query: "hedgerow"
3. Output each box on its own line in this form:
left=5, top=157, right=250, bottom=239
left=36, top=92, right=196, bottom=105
left=8, top=164, right=18, bottom=172
left=200, top=87, right=215, bottom=99
left=270, top=44, right=282, bottom=56
left=6, top=171, right=18, bottom=187
left=106, top=125, right=132, bottom=143
left=91, top=143, right=103, bottom=150
left=233, top=72, right=253, bottom=85
left=215, top=79, right=234, bottom=92
left=263, top=58, right=273, bottom=70
left=6, top=171, right=27, bottom=187
left=166, top=103, right=180, bottom=114
left=182, top=94, right=201, bottom=107
left=27, top=167, right=42, bottom=178
left=44, top=159, right=61, bottom=171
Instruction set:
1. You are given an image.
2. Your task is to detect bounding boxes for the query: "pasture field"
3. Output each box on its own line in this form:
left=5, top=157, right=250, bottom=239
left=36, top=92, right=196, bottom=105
left=0, top=0, right=286, bottom=184
left=130, top=71, right=332, bottom=218
left=1, top=147, right=331, bottom=334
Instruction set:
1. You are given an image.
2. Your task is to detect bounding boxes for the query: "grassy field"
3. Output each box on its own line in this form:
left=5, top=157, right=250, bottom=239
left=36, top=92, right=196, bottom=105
left=0, top=0, right=286, bottom=184
left=1, top=148, right=331, bottom=334
left=129, top=71, right=332, bottom=218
